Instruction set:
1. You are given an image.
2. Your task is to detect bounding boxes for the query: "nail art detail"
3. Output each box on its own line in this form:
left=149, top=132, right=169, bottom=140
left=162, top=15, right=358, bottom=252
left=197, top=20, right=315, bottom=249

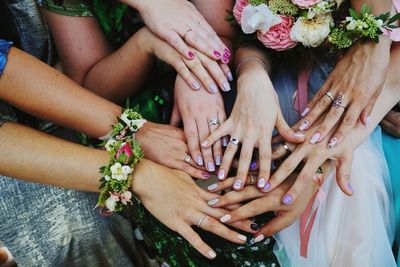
left=192, top=81, right=201, bottom=90
left=237, top=235, right=247, bottom=241
left=214, top=50, right=222, bottom=58
left=215, top=155, right=222, bottom=166
left=328, top=137, right=338, bottom=149
left=301, top=107, right=310, bottom=117
left=209, top=84, right=218, bottom=93
left=233, top=180, right=242, bottom=190
left=310, top=132, right=321, bottom=144
left=208, top=198, right=220, bottom=206
left=218, top=169, right=225, bottom=180
left=257, top=178, right=266, bottom=188
left=202, top=172, right=211, bottom=178
left=188, top=51, right=195, bottom=59
left=196, top=155, right=204, bottom=166
left=264, top=182, right=271, bottom=191
left=282, top=194, right=293, bottom=205
left=227, top=72, right=234, bottom=82
left=208, top=251, right=217, bottom=258
left=299, top=120, right=310, bottom=131
left=250, top=161, right=257, bottom=171
left=250, top=223, right=259, bottom=231
left=250, top=234, right=265, bottom=244
left=220, top=214, right=231, bottom=223
left=222, top=81, right=231, bottom=92
left=207, top=162, right=216, bottom=172
left=207, top=183, right=218, bottom=191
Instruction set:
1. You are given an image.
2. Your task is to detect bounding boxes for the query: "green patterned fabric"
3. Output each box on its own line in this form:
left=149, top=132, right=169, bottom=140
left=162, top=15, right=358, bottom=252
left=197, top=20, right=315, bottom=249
left=37, top=0, right=95, bottom=16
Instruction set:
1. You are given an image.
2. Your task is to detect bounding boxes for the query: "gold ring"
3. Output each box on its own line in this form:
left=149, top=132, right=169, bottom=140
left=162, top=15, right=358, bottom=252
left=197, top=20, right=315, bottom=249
left=184, top=153, right=192, bottom=164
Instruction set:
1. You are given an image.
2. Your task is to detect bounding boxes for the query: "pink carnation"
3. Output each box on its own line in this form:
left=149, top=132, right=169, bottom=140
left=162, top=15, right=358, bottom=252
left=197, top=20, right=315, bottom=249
left=257, top=15, right=297, bottom=51
left=291, top=0, right=321, bottom=8
left=233, top=0, right=249, bottom=25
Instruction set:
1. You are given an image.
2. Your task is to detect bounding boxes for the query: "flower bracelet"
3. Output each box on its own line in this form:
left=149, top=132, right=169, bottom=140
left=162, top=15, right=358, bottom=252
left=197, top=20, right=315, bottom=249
left=97, top=109, right=146, bottom=213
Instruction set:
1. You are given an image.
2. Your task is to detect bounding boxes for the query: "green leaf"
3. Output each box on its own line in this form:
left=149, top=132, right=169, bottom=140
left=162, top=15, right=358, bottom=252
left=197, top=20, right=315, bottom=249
left=349, top=8, right=360, bottom=20
left=388, top=13, right=400, bottom=25
left=361, top=4, right=367, bottom=15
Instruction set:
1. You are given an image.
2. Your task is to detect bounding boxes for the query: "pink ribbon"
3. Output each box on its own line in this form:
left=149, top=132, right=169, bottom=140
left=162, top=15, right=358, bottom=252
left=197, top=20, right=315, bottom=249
left=382, top=0, right=400, bottom=41
left=294, top=55, right=312, bottom=116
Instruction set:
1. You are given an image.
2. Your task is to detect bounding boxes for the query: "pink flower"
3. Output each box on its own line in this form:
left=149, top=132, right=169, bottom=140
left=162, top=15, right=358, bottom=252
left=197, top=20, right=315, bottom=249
left=291, top=0, right=321, bottom=8
left=115, top=143, right=133, bottom=164
left=257, top=15, right=297, bottom=51
left=233, top=0, right=249, bottom=25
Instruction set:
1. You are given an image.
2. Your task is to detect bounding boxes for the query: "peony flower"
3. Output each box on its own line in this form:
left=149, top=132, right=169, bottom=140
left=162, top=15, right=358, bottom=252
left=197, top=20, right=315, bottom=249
left=291, top=0, right=321, bottom=8
left=241, top=4, right=282, bottom=34
left=110, top=162, right=129, bottom=181
left=257, top=15, right=297, bottom=51
left=290, top=13, right=333, bottom=47
left=115, top=142, right=133, bottom=164
left=233, top=0, right=249, bottom=25
left=105, top=139, right=117, bottom=152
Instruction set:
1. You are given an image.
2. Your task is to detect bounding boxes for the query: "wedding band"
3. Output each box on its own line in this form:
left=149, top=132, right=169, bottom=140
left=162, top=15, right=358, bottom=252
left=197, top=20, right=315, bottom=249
left=182, top=28, right=192, bottom=39
left=197, top=213, right=208, bottom=228
left=333, top=93, right=347, bottom=109
left=229, top=138, right=240, bottom=146
left=282, top=143, right=289, bottom=152
left=184, top=153, right=192, bottom=164
left=249, top=174, right=257, bottom=185
left=325, top=92, right=335, bottom=102
left=208, top=118, right=220, bottom=127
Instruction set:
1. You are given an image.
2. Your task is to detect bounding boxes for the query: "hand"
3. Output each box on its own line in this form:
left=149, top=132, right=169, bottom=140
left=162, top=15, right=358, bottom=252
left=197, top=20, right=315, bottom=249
left=171, top=75, right=227, bottom=172
left=138, top=27, right=232, bottom=93
left=136, top=122, right=211, bottom=179
left=132, top=160, right=258, bottom=259
left=126, top=0, right=230, bottom=61
left=201, top=63, right=305, bottom=190
left=380, top=110, right=400, bottom=137
left=206, top=175, right=318, bottom=239
left=299, top=40, right=391, bottom=148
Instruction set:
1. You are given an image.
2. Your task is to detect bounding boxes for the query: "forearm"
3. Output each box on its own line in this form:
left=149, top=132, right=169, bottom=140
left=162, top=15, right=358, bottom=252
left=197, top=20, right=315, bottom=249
left=0, top=48, right=120, bottom=138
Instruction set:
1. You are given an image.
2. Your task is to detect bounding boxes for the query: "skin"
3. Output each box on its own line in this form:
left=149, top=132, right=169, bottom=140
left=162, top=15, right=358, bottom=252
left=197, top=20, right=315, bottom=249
left=381, top=110, right=400, bottom=137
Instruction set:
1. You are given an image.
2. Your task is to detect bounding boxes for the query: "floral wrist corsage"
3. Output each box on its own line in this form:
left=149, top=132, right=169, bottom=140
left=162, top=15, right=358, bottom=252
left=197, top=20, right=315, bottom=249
left=97, top=109, right=146, bottom=213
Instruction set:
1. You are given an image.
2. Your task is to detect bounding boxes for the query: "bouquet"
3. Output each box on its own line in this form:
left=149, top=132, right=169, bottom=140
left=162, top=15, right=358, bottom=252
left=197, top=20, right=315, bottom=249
left=233, top=0, right=400, bottom=51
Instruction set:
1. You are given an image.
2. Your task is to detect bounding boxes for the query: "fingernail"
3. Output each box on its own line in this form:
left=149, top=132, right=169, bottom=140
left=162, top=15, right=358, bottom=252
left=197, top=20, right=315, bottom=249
left=282, top=194, right=293, bottom=205
left=196, top=155, right=204, bottom=166
left=215, top=155, right=221, bottom=166
left=188, top=51, right=195, bottom=59
left=214, top=50, right=222, bottom=58
left=327, top=137, right=337, bottom=149
left=218, top=169, right=225, bottom=180
left=201, top=140, right=209, bottom=147
left=237, top=234, right=247, bottom=242
left=220, top=214, right=231, bottom=223
left=209, top=84, right=218, bottom=93
left=227, top=71, right=233, bottom=82
left=222, top=81, right=231, bottom=92
left=208, top=250, right=217, bottom=259
left=208, top=198, right=220, bottom=206
left=207, top=162, right=216, bottom=172
left=192, top=81, right=201, bottom=90
left=257, top=178, right=266, bottom=188
left=298, top=120, right=309, bottom=131
left=309, top=132, right=321, bottom=144
left=222, top=137, right=228, bottom=147
left=294, top=132, right=305, bottom=138
left=250, top=161, right=257, bottom=171
left=250, top=223, right=259, bottom=231
left=221, top=56, right=230, bottom=64
left=301, top=107, right=310, bottom=117
left=207, top=183, right=218, bottom=191
left=348, top=183, right=353, bottom=194
left=263, top=182, right=271, bottom=191
left=202, top=172, right=211, bottom=178
left=233, top=180, right=242, bottom=190
left=224, top=48, right=231, bottom=57
left=365, top=116, right=370, bottom=128
left=250, top=234, right=264, bottom=244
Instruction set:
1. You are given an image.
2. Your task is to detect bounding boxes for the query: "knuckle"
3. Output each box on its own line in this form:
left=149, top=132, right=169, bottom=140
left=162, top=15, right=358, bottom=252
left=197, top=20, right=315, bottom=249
left=342, top=114, right=356, bottom=127
left=317, top=96, right=331, bottom=109
left=281, top=160, right=295, bottom=172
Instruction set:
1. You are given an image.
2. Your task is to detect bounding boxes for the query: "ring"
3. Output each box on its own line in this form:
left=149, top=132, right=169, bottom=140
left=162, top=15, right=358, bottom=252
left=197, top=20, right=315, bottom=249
left=229, top=138, right=240, bottom=146
left=333, top=93, right=347, bottom=109
left=325, top=92, right=335, bottom=102
left=249, top=174, right=257, bottom=185
left=197, top=213, right=208, bottom=228
left=208, top=118, right=220, bottom=127
left=281, top=143, right=290, bottom=152
left=182, top=28, right=192, bottom=39
left=184, top=153, right=192, bottom=164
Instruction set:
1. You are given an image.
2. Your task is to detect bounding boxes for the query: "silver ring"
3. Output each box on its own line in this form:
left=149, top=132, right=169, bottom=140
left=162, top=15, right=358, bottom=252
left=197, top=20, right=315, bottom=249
left=249, top=174, right=257, bottom=185
left=282, top=143, right=289, bottom=152
left=333, top=93, right=347, bottom=109
left=325, top=92, right=335, bottom=102
left=208, top=118, right=220, bottom=127
left=184, top=153, right=192, bottom=164
left=197, top=213, right=207, bottom=228
left=229, top=138, right=240, bottom=146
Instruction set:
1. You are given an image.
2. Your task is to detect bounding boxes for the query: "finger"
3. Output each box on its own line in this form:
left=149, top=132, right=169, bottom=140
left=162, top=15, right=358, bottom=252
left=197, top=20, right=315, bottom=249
left=359, top=97, right=377, bottom=127
left=185, top=23, right=223, bottom=61
left=301, top=78, right=333, bottom=117
left=257, top=136, right=272, bottom=190
left=380, top=119, right=400, bottom=137
left=179, top=224, right=217, bottom=259
left=176, top=161, right=211, bottom=180
left=170, top=59, right=201, bottom=91
left=220, top=62, right=233, bottom=82
left=276, top=110, right=305, bottom=143
left=271, top=143, right=294, bottom=161
left=183, top=118, right=204, bottom=166
left=234, top=139, right=255, bottom=190
left=335, top=152, right=354, bottom=196
left=209, top=186, right=264, bottom=208
left=201, top=120, right=230, bottom=149
left=170, top=103, right=182, bottom=127
left=196, top=52, right=231, bottom=92
left=212, top=113, right=226, bottom=166
left=184, top=56, right=219, bottom=94
left=197, top=119, right=215, bottom=172
left=164, top=30, right=195, bottom=60
left=217, top=136, right=239, bottom=181
left=257, top=212, right=295, bottom=237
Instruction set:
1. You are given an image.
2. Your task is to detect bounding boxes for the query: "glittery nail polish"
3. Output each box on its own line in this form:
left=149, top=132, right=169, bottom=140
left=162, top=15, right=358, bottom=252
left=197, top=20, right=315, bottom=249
left=207, top=183, right=218, bottom=191
left=233, top=180, right=242, bottom=190
left=310, top=132, right=321, bottom=144
left=263, top=182, right=271, bottom=191
left=299, top=120, right=310, bottom=131
left=257, top=178, right=266, bottom=188
left=207, top=162, right=215, bottom=172
left=218, top=169, right=225, bottom=180
left=282, top=194, right=293, bottom=205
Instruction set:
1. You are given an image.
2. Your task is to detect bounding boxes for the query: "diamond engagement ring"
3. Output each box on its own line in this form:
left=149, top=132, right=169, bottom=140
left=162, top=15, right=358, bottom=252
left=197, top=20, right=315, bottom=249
left=197, top=213, right=208, bottom=228
left=249, top=174, right=257, bottom=185
left=208, top=118, right=220, bottom=127
left=333, top=93, right=347, bottom=109
left=229, top=138, right=240, bottom=146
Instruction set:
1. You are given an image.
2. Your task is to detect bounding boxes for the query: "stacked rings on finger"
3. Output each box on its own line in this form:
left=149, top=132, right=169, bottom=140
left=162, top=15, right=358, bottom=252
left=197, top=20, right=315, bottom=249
left=229, top=138, right=240, bottom=146
left=208, top=118, right=220, bottom=127
left=184, top=153, right=192, bottom=164
left=197, top=213, right=208, bottom=228
left=282, top=143, right=290, bottom=152
left=333, top=93, right=347, bottom=109
left=325, top=92, right=335, bottom=102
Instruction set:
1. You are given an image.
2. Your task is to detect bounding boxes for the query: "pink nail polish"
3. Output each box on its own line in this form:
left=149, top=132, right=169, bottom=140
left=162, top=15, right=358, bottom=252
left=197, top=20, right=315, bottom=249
left=327, top=137, right=337, bottom=149
left=310, top=132, right=321, bottom=144
left=282, top=194, right=293, bottom=205
left=227, top=72, right=233, bottom=82
left=192, top=81, right=201, bottom=90
left=301, top=107, right=310, bottom=117
left=202, top=172, right=211, bottom=178
left=224, top=48, right=231, bottom=57
left=299, top=120, right=310, bottom=131
left=214, top=50, right=222, bottom=58
left=188, top=51, right=195, bottom=59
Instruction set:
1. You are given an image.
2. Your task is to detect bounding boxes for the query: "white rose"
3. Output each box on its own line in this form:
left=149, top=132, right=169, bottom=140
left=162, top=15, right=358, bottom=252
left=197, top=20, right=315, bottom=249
left=110, top=162, right=128, bottom=181
left=105, top=139, right=117, bottom=152
left=241, top=4, right=282, bottom=34
left=346, top=20, right=357, bottom=31
left=105, top=196, right=118, bottom=212
left=290, top=14, right=333, bottom=47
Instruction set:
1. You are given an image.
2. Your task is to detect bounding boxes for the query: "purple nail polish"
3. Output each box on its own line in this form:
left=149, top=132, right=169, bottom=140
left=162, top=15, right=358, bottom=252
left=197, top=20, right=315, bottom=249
left=227, top=72, right=233, bottom=82
left=222, top=137, right=228, bottom=147
left=209, top=84, right=218, bottom=93
left=222, top=81, right=231, bottom=92
left=348, top=183, right=353, bottom=194
left=301, top=107, right=310, bottom=117
left=208, top=183, right=218, bottom=191
left=224, top=48, right=231, bottom=57
left=257, top=178, right=266, bottom=188
left=188, top=51, right=195, bottom=59
left=299, top=120, right=309, bottom=131
left=282, top=194, right=293, bottom=205
left=365, top=116, right=370, bottom=128
left=233, top=180, right=242, bottom=190
left=263, top=182, right=271, bottom=191
left=196, top=155, right=204, bottom=166
left=192, top=81, right=201, bottom=90
left=327, top=137, right=337, bottom=149
left=215, top=155, right=221, bottom=166
left=207, top=162, right=215, bottom=172
left=214, top=50, right=222, bottom=58
left=250, top=161, right=257, bottom=171
left=218, top=169, right=225, bottom=180
left=310, top=132, right=321, bottom=144
left=201, top=140, right=209, bottom=147
left=250, top=223, right=259, bottom=231
left=294, top=132, right=305, bottom=138
left=202, top=172, right=211, bottom=178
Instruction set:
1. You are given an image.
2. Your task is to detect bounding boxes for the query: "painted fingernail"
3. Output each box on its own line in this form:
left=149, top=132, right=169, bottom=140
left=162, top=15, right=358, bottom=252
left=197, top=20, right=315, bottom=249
left=215, top=155, right=222, bottom=166
left=188, top=51, right=195, bottom=59
left=224, top=48, right=231, bottom=57
left=222, top=137, right=228, bottom=147
left=192, top=81, right=201, bottom=90
left=220, top=214, right=231, bottom=223
left=208, top=198, right=220, bottom=206
left=222, top=56, right=230, bottom=64
left=310, top=132, right=321, bottom=144
left=207, top=162, right=216, bottom=172
left=365, top=116, right=370, bottom=128
left=196, top=155, right=204, bottom=166
left=237, top=234, right=247, bottom=242
left=208, top=250, right=217, bottom=259
left=250, top=161, right=257, bottom=171
left=298, top=120, right=310, bottom=131
left=209, top=84, right=218, bottom=93
left=301, top=107, right=310, bottom=117
left=218, top=169, right=225, bottom=180
left=257, top=178, right=266, bottom=188
left=214, top=50, right=222, bottom=58
left=222, top=81, right=231, bottom=92
left=282, top=194, right=293, bottom=205
left=263, top=182, right=271, bottom=191
left=327, top=137, right=337, bottom=149
left=250, top=223, right=259, bottom=231
left=348, top=183, right=353, bottom=194
left=202, top=172, right=211, bottom=178
left=207, top=183, right=218, bottom=191
left=227, top=71, right=233, bottom=82
left=250, top=234, right=264, bottom=244
left=201, top=140, right=209, bottom=147
left=233, top=180, right=242, bottom=190
left=294, top=133, right=305, bottom=138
